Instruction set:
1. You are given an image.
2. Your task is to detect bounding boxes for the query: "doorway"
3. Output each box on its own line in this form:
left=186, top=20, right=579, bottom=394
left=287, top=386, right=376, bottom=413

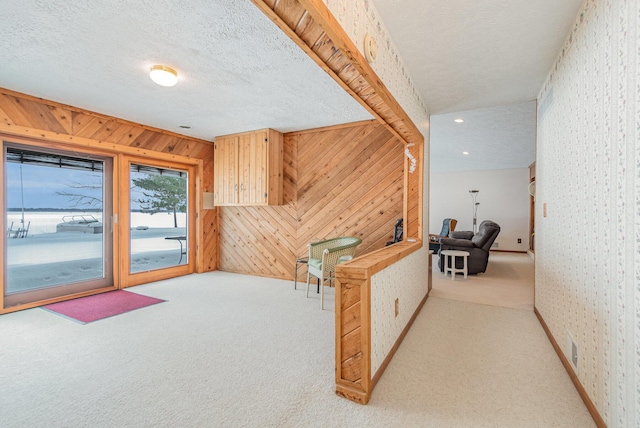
left=128, top=163, right=189, bottom=274
left=3, top=143, right=114, bottom=308
left=2, top=138, right=199, bottom=311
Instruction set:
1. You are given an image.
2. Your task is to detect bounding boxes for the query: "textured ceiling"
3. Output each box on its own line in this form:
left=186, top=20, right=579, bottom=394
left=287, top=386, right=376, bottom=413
left=429, top=101, right=537, bottom=173
left=370, top=0, right=585, bottom=115
left=371, top=0, right=583, bottom=172
left=0, top=0, right=583, bottom=172
left=0, top=0, right=372, bottom=141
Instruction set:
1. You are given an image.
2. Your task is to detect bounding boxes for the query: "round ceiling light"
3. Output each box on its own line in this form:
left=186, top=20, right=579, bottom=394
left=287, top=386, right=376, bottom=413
left=149, top=65, right=178, bottom=87
left=454, top=118, right=464, bottom=123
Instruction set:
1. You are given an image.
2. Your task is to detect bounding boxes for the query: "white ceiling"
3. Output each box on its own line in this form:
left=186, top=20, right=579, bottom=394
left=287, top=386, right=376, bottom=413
left=371, top=0, right=584, bottom=172
left=429, top=101, right=537, bottom=173
left=0, top=0, right=584, bottom=171
left=0, top=0, right=372, bottom=141
left=370, top=0, right=585, bottom=115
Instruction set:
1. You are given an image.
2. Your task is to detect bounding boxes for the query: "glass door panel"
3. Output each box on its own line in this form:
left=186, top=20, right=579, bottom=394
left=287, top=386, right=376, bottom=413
left=3, top=144, right=113, bottom=307
left=129, top=163, right=188, bottom=273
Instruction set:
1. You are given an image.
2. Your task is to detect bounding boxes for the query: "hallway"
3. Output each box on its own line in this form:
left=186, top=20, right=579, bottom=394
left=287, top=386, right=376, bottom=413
left=431, top=252, right=535, bottom=310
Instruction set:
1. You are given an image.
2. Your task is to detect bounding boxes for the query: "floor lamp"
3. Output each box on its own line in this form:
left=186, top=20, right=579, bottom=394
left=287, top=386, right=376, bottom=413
left=469, top=190, right=479, bottom=234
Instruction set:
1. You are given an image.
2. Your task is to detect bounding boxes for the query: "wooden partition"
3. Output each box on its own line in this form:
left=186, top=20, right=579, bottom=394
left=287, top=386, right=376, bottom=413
left=334, top=241, right=423, bottom=404
left=218, top=120, right=405, bottom=279
left=0, top=88, right=218, bottom=276
left=252, top=0, right=427, bottom=405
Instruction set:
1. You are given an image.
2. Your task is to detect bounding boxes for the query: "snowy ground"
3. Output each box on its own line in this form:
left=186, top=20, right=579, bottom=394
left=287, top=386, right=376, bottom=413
left=6, top=226, right=187, bottom=294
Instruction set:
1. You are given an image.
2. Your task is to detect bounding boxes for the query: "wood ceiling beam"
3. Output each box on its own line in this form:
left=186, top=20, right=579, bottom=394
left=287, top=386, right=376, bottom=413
left=251, top=0, right=424, bottom=148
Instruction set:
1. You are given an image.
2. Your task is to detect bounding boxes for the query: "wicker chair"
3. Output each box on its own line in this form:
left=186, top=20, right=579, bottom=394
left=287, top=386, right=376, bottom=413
left=306, top=237, right=362, bottom=310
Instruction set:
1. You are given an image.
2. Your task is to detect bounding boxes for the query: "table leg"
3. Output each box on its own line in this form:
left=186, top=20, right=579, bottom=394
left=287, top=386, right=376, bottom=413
left=450, top=255, right=456, bottom=280
left=443, top=254, right=448, bottom=276
left=463, top=256, right=468, bottom=279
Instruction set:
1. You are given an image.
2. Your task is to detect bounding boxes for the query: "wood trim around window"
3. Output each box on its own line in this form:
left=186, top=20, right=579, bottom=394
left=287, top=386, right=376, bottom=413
left=0, top=133, right=204, bottom=314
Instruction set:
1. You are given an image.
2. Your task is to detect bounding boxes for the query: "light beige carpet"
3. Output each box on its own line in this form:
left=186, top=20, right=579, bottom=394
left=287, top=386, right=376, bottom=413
left=431, top=252, right=534, bottom=310
left=0, top=270, right=594, bottom=427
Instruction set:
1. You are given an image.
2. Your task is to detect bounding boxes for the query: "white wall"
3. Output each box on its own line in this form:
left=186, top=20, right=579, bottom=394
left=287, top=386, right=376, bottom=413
left=536, top=0, right=639, bottom=426
left=430, top=168, right=530, bottom=252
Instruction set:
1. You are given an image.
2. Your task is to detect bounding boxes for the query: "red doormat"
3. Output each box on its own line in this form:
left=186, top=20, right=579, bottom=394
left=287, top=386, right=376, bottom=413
left=43, top=290, right=165, bottom=324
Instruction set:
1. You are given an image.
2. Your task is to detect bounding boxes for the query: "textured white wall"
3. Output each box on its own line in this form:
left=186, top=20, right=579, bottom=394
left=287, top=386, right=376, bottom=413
left=430, top=168, right=531, bottom=252
left=536, top=0, right=639, bottom=426
left=370, top=246, right=429, bottom=375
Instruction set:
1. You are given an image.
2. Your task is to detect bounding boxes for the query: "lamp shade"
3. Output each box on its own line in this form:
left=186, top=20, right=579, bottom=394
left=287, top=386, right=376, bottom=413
left=149, top=65, right=178, bottom=87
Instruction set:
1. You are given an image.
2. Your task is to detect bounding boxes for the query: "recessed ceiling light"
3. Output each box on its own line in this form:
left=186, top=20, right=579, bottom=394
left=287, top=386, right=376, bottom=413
left=149, top=65, right=178, bottom=87
left=454, top=119, right=464, bottom=123
left=462, top=151, right=469, bottom=155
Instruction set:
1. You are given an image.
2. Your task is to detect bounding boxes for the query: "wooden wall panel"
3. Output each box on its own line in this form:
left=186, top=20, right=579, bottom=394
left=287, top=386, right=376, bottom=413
left=295, top=121, right=403, bottom=258
left=406, top=158, right=421, bottom=239
left=218, top=120, right=404, bottom=280
left=0, top=88, right=217, bottom=272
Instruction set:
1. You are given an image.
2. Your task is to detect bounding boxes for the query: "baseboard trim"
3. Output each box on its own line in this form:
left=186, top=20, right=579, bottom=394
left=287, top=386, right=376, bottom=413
left=370, top=289, right=430, bottom=390
left=534, top=307, right=606, bottom=428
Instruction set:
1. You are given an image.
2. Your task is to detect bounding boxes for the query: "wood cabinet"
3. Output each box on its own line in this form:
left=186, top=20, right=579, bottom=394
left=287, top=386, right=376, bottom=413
left=213, top=129, right=283, bottom=206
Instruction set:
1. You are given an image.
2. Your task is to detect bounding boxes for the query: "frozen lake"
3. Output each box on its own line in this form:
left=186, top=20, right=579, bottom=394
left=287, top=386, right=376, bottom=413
left=7, top=211, right=187, bottom=236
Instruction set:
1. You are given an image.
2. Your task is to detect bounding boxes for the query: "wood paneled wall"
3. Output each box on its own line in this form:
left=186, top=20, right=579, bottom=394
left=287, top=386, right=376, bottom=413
left=405, top=145, right=422, bottom=239
left=0, top=88, right=218, bottom=271
left=218, top=120, right=404, bottom=280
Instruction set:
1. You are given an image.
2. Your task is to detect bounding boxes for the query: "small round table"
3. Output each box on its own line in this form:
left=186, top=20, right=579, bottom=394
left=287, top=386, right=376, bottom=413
left=440, top=250, right=470, bottom=280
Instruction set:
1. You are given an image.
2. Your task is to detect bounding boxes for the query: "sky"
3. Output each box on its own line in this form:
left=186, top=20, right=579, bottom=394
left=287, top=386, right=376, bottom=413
left=5, top=163, right=150, bottom=210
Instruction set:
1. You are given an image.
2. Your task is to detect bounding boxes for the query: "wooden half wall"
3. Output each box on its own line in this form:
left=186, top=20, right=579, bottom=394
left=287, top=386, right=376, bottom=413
left=0, top=88, right=218, bottom=273
left=218, top=120, right=405, bottom=279
left=251, top=0, right=426, bottom=406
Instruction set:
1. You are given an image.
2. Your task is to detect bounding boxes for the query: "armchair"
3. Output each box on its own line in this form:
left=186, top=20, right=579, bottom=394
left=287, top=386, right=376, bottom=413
left=428, top=218, right=457, bottom=254
left=438, top=220, right=500, bottom=274
left=306, top=237, right=362, bottom=310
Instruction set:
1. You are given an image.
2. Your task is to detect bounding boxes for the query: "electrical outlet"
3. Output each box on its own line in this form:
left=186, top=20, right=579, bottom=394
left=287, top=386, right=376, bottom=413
left=517, top=238, right=522, bottom=243
left=394, top=298, right=399, bottom=317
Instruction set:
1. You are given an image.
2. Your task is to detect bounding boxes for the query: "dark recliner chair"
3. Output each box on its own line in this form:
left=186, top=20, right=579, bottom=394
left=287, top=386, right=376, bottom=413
left=438, top=220, right=501, bottom=274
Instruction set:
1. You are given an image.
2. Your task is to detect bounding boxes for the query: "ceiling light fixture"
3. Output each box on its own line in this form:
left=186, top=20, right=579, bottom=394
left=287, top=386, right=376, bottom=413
left=462, top=151, right=469, bottom=155
left=454, top=119, right=464, bottom=123
left=149, top=65, right=178, bottom=87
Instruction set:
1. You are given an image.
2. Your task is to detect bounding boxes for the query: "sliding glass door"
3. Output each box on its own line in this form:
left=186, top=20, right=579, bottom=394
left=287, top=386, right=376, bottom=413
left=2, top=139, right=197, bottom=309
left=129, top=163, right=189, bottom=274
left=3, top=143, right=113, bottom=307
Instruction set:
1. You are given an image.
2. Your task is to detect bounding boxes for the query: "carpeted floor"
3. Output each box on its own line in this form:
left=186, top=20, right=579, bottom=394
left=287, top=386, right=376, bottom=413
left=431, top=251, right=535, bottom=310
left=0, top=269, right=594, bottom=427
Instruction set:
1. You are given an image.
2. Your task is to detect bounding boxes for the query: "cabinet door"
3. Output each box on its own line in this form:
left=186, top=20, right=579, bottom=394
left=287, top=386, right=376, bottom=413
left=213, top=136, right=238, bottom=205
left=238, top=130, right=269, bottom=205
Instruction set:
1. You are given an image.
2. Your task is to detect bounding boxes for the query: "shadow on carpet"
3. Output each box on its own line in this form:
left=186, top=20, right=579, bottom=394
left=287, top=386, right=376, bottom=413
left=42, top=290, right=165, bottom=324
